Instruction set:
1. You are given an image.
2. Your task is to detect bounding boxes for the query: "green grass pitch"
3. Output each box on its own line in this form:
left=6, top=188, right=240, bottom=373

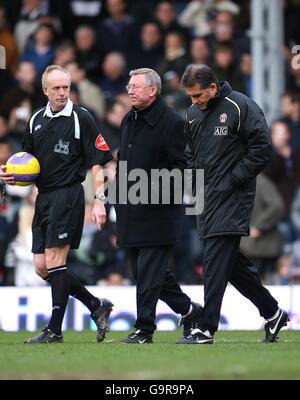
left=0, top=330, right=299, bottom=380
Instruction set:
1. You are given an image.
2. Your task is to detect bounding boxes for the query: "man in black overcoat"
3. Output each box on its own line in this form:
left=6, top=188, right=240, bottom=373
left=115, top=67, right=202, bottom=344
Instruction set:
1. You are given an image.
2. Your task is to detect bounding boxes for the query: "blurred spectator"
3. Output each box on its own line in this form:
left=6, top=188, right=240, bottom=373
left=65, top=60, right=105, bottom=119
left=190, top=37, right=211, bottom=65
left=52, top=40, right=76, bottom=67
left=69, top=0, right=102, bottom=24
left=178, top=0, right=213, bottom=38
left=14, top=0, right=49, bottom=52
left=127, top=21, right=164, bottom=70
left=154, top=0, right=190, bottom=42
left=68, top=203, right=128, bottom=285
left=8, top=98, right=32, bottom=144
left=286, top=52, right=300, bottom=92
left=239, top=52, right=252, bottom=98
left=264, top=121, right=300, bottom=245
left=162, top=71, right=190, bottom=118
left=124, top=1, right=155, bottom=26
left=214, top=0, right=240, bottom=16
left=283, top=0, right=300, bottom=48
left=171, top=211, right=194, bottom=284
left=0, top=61, right=38, bottom=151
left=67, top=202, right=100, bottom=285
left=74, top=25, right=102, bottom=82
left=68, top=82, right=80, bottom=107
left=0, top=192, right=8, bottom=284
left=204, top=10, right=250, bottom=62
left=183, top=225, right=205, bottom=285
left=96, top=0, right=139, bottom=59
left=4, top=186, right=46, bottom=286
left=0, top=116, right=8, bottom=138
left=275, top=240, right=300, bottom=284
left=91, top=216, right=128, bottom=285
left=99, top=51, right=128, bottom=105
left=212, top=41, right=245, bottom=93
left=115, top=92, right=131, bottom=112
left=0, top=136, right=12, bottom=166
left=0, top=116, right=21, bottom=154
left=291, top=186, right=300, bottom=238
left=157, top=30, right=190, bottom=78
left=0, top=137, right=13, bottom=284
left=280, top=91, right=300, bottom=149
left=2, top=0, right=21, bottom=29
left=0, top=6, right=15, bottom=101
left=0, top=7, right=19, bottom=74
left=240, top=173, right=284, bottom=284
left=20, top=23, right=55, bottom=76
left=0, top=60, right=45, bottom=119
left=55, top=0, right=103, bottom=38
left=14, top=0, right=61, bottom=53
left=68, top=82, right=98, bottom=123
left=98, top=99, right=128, bottom=150
left=0, top=69, right=14, bottom=104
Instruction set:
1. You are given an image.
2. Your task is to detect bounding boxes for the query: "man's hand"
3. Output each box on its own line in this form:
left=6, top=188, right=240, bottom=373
left=250, top=226, right=262, bottom=239
left=92, top=200, right=107, bottom=231
left=0, top=165, right=15, bottom=185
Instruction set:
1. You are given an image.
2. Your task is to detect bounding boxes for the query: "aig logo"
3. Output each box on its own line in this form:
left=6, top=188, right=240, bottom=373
left=214, top=126, right=228, bottom=136
left=0, top=45, right=6, bottom=69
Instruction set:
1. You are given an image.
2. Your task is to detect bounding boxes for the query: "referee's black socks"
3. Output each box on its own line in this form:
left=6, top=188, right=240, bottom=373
left=44, top=271, right=100, bottom=313
left=67, top=272, right=100, bottom=313
left=47, top=265, right=69, bottom=335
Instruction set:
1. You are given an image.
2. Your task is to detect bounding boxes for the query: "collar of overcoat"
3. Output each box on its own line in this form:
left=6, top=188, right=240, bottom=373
left=132, top=95, right=167, bottom=127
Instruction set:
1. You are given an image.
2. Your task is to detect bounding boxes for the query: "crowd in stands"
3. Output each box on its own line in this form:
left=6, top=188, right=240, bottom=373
left=0, top=0, right=300, bottom=287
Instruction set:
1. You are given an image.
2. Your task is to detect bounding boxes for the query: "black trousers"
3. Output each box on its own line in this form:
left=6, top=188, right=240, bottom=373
left=128, top=246, right=191, bottom=333
left=199, top=236, right=279, bottom=334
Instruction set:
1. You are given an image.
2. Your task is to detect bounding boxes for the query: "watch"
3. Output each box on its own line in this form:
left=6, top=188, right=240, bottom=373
left=94, top=193, right=106, bottom=201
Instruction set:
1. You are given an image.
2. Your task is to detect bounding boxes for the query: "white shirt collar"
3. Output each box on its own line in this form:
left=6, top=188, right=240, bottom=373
left=43, top=98, right=73, bottom=118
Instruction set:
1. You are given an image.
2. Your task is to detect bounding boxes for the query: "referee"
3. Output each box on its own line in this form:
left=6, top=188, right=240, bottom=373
left=0, top=65, right=114, bottom=343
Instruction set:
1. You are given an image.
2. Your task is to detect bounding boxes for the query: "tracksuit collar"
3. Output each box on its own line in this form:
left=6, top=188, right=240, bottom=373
left=205, top=81, right=232, bottom=111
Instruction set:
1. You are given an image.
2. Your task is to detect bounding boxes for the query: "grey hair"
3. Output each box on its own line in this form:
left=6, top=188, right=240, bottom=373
left=129, top=68, right=162, bottom=94
left=41, top=65, right=71, bottom=88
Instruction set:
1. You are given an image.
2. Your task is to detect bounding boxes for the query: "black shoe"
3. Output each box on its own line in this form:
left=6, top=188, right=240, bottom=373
left=176, top=302, right=203, bottom=344
left=176, top=328, right=214, bottom=344
left=120, top=330, right=153, bottom=344
left=24, top=327, right=63, bottom=344
left=262, top=308, right=289, bottom=343
left=91, top=298, right=114, bottom=342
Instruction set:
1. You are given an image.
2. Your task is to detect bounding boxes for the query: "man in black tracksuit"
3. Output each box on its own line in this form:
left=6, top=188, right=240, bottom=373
left=178, top=64, right=289, bottom=344
left=115, top=68, right=202, bottom=344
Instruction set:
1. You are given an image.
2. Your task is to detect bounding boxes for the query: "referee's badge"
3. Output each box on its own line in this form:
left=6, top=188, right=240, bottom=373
left=95, top=133, right=110, bottom=151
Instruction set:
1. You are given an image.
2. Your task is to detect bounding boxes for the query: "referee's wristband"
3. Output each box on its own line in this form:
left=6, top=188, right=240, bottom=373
left=94, top=193, right=106, bottom=201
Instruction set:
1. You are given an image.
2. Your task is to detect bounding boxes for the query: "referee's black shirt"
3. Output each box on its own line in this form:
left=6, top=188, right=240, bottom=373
left=23, top=99, right=112, bottom=192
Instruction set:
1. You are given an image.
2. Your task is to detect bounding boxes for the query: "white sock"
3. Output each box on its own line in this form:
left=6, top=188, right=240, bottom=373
left=267, top=308, right=280, bottom=322
left=191, top=328, right=212, bottom=338
left=182, top=303, right=193, bottom=318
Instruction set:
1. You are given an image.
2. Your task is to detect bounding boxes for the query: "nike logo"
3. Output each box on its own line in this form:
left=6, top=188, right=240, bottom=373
left=189, top=119, right=196, bottom=125
left=138, top=339, right=147, bottom=344
left=269, top=310, right=284, bottom=335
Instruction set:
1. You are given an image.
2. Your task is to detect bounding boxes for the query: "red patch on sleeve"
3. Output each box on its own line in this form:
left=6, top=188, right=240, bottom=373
left=95, top=133, right=110, bottom=151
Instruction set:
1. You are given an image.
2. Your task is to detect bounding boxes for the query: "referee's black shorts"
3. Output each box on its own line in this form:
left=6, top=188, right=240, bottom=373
left=32, top=183, right=85, bottom=254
